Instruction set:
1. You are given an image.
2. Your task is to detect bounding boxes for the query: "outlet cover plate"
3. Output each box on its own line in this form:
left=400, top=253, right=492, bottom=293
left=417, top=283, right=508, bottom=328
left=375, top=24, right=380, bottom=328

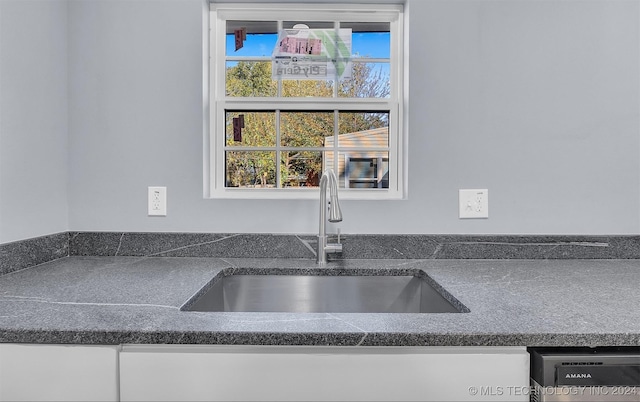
left=148, top=186, right=167, bottom=216
left=459, top=189, right=488, bottom=219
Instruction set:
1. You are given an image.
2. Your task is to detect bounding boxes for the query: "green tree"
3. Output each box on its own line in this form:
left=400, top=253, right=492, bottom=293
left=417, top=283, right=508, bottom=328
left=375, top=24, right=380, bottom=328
left=226, top=61, right=276, bottom=97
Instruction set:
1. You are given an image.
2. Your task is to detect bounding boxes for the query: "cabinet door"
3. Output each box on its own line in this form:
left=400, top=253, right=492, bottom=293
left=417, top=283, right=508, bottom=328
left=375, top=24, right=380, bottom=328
left=0, top=344, right=119, bottom=402
left=120, top=345, right=528, bottom=401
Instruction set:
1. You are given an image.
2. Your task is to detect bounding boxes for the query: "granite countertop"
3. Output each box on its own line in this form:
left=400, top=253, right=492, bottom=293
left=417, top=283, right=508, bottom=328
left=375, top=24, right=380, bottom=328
left=0, top=256, right=639, bottom=346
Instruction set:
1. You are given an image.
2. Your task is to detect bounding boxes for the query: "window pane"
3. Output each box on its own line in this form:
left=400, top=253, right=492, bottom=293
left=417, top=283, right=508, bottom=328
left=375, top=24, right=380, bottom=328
left=339, top=62, right=390, bottom=99
left=225, top=111, right=276, bottom=147
left=226, top=62, right=277, bottom=97
left=342, top=22, right=390, bottom=58
left=281, top=151, right=325, bottom=188
left=225, top=151, right=276, bottom=188
left=226, top=21, right=277, bottom=57
left=337, top=112, right=389, bottom=147
left=339, top=152, right=389, bottom=189
left=281, top=111, right=334, bottom=147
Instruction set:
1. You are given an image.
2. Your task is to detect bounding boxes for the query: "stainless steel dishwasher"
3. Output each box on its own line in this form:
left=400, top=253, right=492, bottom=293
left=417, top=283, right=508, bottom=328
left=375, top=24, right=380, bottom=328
left=529, top=347, right=640, bottom=401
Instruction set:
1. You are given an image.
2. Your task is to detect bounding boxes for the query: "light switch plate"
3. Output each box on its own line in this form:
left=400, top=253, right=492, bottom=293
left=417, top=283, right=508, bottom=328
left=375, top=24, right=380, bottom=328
left=148, top=186, right=167, bottom=216
left=459, top=189, right=488, bottom=219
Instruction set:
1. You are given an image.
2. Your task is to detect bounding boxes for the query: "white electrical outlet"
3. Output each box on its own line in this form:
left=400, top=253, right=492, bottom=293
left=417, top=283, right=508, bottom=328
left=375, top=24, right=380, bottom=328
left=459, top=189, right=488, bottom=219
left=148, top=186, right=167, bottom=216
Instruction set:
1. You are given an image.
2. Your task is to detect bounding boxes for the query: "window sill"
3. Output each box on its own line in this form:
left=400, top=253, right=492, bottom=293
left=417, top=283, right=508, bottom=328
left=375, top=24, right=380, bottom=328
left=206, top=187, right=405, bottom=200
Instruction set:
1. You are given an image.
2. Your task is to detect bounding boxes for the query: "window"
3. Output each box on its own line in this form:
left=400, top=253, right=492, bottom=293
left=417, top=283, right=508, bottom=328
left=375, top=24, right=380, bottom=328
left=207, top=3, right=405, bottom=199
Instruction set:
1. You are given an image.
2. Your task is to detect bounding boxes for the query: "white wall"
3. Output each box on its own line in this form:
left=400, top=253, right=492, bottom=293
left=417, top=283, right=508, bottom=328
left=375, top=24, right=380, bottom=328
left=68, top=0, right=640, bottom=235
left=67, top=0, right=209, bottom=235
left=0, top=0, right=69, bottom=243
left=2, top=0, right=639, bottom=242
left=406, top=0, right=640, bottom=235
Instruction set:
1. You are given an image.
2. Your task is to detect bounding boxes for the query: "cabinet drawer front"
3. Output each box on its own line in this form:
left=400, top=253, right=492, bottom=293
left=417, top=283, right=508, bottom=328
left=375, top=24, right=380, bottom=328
left=119, top=345, right=529, bottom=402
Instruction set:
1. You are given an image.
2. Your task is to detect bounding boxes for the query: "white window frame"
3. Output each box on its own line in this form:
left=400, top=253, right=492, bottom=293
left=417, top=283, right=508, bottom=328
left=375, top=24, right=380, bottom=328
left=205, top=3, right=406, bottom=200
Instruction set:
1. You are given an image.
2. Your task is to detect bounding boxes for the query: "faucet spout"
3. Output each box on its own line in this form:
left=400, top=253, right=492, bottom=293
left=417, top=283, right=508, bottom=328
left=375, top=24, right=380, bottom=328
left=318, top=169, right=342, bottom=266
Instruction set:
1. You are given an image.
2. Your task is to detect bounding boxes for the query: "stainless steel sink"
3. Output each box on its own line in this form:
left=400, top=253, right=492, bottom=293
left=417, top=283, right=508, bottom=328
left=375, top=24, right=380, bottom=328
left=182, top=273, right=467, bottom=314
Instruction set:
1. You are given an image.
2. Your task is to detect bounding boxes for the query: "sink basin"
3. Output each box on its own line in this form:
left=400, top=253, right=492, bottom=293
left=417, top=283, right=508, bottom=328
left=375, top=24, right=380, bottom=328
left=182, top=272, right=467, bottom=314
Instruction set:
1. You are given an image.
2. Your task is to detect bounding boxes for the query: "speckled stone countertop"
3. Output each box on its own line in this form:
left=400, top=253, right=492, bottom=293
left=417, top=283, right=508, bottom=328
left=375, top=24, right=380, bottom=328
left=0, top=256, right=639, bottom=346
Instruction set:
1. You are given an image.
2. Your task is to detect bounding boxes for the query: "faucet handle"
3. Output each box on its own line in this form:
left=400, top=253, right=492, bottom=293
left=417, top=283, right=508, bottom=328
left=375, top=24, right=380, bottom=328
left=325, top=228, right=343, bottom=255
left=325, top=242, right=343, bottom=254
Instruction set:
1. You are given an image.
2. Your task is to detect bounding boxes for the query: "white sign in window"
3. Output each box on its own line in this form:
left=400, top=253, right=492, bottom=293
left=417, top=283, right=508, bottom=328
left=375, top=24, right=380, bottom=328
left=272, top=25, right=353, bottom=81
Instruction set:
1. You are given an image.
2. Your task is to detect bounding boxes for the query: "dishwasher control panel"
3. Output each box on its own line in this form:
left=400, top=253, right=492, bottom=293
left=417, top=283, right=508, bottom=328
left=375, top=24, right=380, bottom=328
left=529, top=347, right=640, bottom=402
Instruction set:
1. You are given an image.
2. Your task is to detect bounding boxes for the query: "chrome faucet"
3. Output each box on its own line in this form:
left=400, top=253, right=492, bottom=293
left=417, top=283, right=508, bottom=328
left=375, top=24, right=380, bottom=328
left=317, top=169, right=343, bottom=266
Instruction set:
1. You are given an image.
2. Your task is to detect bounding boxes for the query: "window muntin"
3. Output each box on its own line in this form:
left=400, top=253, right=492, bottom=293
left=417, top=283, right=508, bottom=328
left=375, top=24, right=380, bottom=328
left=223, top=109, right=390, bottom=190
left=224, top=20, right=391, bottom=99
left=210, top=4, right=404, bottom=199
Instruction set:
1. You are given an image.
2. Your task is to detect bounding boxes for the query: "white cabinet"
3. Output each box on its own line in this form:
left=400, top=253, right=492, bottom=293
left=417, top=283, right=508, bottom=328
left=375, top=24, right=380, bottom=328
left=0, top=343, right=529, bottom=401
left=120, top=345, right=529, bottom=402
left=0, top=344, right=119, bottom=402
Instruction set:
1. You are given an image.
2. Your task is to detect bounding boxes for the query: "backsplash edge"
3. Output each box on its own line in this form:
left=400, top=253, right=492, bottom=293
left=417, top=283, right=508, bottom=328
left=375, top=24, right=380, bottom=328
left=2, top=232, right=639, bottom=276
left=0, top=232, right=69, bottom=276
left=67, top=232, right=640, bottom=260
